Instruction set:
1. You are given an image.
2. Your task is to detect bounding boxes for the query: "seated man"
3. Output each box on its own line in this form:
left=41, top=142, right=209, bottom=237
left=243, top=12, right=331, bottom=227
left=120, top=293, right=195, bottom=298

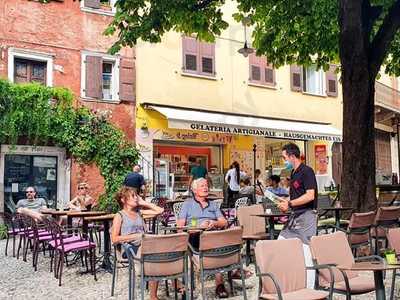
left=267, top=175, right=289, bottom=197
left=16, top=186, right=47, bottom=221
left=176, top=178, right=229, bottom=298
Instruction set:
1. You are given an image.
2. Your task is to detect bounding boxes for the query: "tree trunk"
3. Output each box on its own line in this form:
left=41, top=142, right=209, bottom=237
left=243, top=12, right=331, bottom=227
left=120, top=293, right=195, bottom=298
left=339, top=0, right=377, bottom=212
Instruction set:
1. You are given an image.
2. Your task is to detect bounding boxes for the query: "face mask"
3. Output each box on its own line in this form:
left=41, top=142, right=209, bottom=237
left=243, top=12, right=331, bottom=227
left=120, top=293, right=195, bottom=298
left=284, top=160, right=293, bottom=170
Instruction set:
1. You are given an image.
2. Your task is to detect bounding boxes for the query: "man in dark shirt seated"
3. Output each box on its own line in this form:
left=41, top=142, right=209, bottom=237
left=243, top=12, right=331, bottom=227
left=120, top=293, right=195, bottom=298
left=123, top=165, right=146, bottom=193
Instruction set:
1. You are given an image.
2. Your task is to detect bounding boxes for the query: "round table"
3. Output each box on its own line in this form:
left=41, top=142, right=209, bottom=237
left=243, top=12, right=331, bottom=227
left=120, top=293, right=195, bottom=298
left=321, top=207, right=353, bottom=229
left=336, top=261, right=399, bottom=300
left=252, top=213, right=290, bottom=240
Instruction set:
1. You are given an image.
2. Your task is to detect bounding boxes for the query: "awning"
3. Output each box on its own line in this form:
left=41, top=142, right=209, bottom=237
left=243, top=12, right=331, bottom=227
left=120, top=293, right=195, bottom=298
left=147, top=104, right=342, bottom=142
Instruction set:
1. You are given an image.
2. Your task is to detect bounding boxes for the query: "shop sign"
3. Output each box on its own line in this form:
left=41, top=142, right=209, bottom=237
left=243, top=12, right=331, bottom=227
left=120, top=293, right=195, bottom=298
left=156, top=129, right=233, bottom=144
left=179, top=122, right=342, bottom=142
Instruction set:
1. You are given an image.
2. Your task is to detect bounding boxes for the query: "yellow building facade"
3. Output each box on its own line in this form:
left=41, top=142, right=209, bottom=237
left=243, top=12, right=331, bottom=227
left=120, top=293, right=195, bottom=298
left=135, top=1, right=350, bottom=197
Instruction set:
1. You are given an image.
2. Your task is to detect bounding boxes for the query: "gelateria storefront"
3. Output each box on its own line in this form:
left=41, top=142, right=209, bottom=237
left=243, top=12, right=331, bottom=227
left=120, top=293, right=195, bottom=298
left=136, top=104, right=342, bottom=198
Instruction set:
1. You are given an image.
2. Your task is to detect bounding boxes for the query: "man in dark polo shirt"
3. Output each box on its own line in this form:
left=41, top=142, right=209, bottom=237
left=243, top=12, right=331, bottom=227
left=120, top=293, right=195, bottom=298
left=277, top=142, right=318, bottom=288
left=123, top=165, right=145, bottom=193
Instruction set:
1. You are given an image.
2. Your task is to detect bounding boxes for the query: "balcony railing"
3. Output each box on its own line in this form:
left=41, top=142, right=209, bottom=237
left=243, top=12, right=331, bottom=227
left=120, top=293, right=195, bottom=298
left=375, top=81, right=400, bottom=111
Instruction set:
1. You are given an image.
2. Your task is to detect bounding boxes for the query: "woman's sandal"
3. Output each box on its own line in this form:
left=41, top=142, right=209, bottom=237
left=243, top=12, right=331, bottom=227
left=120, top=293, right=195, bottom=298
left=215, top=284, right=229, bottom=298
left=231, top=269, right=253, bottom=279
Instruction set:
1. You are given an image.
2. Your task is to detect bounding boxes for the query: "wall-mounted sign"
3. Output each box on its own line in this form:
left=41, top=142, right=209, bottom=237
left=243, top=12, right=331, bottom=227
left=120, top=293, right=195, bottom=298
left=168, top=120, right=342, bottom=142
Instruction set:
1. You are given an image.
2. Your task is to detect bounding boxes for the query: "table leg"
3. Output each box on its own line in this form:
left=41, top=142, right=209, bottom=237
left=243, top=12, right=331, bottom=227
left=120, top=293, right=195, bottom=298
left=335, top=210, right=340, bottom=230
left=269, top=217, right=275, bottom=240
left=100, top=220, right=112, bottom=272
left=373, top=270, right=386, bottom=300
left=82, top=219, right=89, bottom=239
left=67, top=215, right=73, bottom=234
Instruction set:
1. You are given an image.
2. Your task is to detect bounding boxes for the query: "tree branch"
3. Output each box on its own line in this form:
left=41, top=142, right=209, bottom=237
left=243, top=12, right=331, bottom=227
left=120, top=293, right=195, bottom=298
left=370, top=0, right=400, bottom=77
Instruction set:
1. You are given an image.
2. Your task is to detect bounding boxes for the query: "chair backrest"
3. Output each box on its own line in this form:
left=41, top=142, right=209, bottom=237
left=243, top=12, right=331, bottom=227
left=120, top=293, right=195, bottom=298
left=173, top=202, right=184, bottom=220
left=317, top=195, right=332, bottom=214
left=237, top=204, right=265, bottom=236
left=255, top=238, right=306, bottom=294
left=347, top=211, right=375, bottom=246
left=374, top=206, right=400, bottom=226
left=234, top=197, right=249, bottom=210
left=387, top=228, right=400, bottom=255
left=310, top=231, right=357, bottom=284
left=198, top=226, right=243, bottom=270
left=140, top=232, right=189, bottom=276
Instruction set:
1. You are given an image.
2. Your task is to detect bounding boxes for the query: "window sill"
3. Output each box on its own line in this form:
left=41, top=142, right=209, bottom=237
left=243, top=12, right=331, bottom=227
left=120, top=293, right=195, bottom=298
left=248, top=82, right=277, bottom=90
left=81, top=96, right=120, bottom=104
left=180, top=72, right=218, bottom=81
left=302, top=91, right=328, bottom=98
left=81, top=7, right=115, bottom=17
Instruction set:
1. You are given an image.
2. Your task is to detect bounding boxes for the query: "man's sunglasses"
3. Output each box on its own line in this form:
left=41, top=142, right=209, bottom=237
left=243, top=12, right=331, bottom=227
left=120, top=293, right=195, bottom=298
left=26, top=191, right=35, bottom=194
left=78, top=187, right=88, bottom=190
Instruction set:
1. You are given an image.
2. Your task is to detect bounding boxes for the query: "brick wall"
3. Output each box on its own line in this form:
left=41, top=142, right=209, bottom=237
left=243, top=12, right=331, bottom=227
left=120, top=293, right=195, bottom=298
left=0, top=0, right=136, bottom=202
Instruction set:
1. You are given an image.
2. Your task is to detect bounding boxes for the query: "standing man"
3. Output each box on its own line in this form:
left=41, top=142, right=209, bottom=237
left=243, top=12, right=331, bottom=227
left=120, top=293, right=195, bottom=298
left=277, top=142, right=318, bottom=288
left=189, top=158, right=209, bottom=187
left=124, top=165, right=146, bottom=194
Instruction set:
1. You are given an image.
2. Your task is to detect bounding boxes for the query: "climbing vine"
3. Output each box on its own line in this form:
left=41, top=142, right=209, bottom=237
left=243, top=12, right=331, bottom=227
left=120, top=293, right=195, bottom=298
left=0, top=79, right=138, bottom=212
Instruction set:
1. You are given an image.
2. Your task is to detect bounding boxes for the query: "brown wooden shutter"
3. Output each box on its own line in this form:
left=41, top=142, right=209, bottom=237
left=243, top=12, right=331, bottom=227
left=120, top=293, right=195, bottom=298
left=182, top=36, right=198, bottom=73
left=249, top=53, right=262, bottom=83
left=290, top=65, right=302, bottom=92
left=85, top=55, right=102, bottom=99
left=199, top=41, right=215, bottom=75
left=264, top=61, right=275, bottom=86
left=326, top=64, right=338, bottom=97
left=83, top=0, right=100, bottom=9
left=119, top=57, right=135, bottom=102
left=375, top=129, right=392, bottom=175
left=14, top=59, right=28, bottom=83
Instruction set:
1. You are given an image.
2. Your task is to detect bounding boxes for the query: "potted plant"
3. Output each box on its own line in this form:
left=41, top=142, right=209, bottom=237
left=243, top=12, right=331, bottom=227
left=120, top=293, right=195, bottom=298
left=383, top=248, right=398, bottom=265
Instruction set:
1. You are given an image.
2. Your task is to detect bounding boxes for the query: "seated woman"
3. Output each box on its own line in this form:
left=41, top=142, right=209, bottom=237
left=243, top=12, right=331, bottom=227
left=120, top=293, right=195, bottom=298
left=239, top=177, right=254, bottom=195
left=69, top=183, right=96, bottom=211
left=111, top=186, right=164, bottom=300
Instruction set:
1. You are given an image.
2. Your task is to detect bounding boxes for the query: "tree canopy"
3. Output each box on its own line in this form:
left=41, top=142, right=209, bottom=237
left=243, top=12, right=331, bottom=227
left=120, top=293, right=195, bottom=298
left=107, top=0, right=400, bottom=75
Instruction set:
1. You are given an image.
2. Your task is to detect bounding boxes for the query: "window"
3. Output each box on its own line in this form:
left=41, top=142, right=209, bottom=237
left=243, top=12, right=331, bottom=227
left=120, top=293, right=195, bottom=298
left=8, top=48, right=53, bottom=87
left=303, top=65, right=324, bottom=95
left=81, top=0, right=116, bottom=15
left=81, top=52, right=135, bottom=103
left=290, top=64, right=338, bottom=97
left=249, top=53, right=275, bottom=86
left=102, top=61, right=113, bottom=100
left=182, top=36, right=215, bottom=77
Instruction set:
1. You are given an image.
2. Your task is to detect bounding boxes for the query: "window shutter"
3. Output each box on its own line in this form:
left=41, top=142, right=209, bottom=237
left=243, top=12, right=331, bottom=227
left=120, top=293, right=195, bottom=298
left=119, top=57, right=135, bottom=102
left=264, top=61, right=275, bottom=86
left=290, top=65, right=302, bottom=92
left=14, top=59, right=28, bottom=84
left=182, top=36, right=198, bottom=73
left=85, top=55, right=102, bottom=99
left=83, top=0, right=100, bottom=9
left=249, top=53, right=262, bottom=83
left=199, top=41, right=215, bottom=75
left=326, top=64, right=338, bottom=97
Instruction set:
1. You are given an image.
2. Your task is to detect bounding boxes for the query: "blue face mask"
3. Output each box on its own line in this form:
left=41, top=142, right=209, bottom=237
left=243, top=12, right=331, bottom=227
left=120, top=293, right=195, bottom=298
left=284, top=160, right=293, bottom=170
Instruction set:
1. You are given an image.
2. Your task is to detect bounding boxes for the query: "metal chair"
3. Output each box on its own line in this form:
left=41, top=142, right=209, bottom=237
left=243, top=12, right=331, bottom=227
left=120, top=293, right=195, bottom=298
left=372, top=206, right=400, bottom=254
left=189, top=227, right=247, bottom=300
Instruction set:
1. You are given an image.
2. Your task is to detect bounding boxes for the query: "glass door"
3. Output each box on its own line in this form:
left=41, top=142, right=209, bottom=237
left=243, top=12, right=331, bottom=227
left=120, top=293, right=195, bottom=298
left=4, top=154, right=58, bottom=212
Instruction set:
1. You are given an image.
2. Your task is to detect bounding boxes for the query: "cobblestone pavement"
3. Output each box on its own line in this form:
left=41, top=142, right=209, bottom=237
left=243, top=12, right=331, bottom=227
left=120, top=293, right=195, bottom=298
left=0, top=239, right=398, bottom=299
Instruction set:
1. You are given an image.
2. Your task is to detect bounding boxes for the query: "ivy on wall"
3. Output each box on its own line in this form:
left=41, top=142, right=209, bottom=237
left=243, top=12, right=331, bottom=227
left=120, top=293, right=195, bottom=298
left=0, top=79, right=138, bottom=212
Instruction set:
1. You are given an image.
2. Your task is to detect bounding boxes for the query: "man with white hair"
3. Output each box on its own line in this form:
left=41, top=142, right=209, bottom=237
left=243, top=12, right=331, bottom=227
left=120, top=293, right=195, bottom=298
left=177, top=178, right=229, bottom=298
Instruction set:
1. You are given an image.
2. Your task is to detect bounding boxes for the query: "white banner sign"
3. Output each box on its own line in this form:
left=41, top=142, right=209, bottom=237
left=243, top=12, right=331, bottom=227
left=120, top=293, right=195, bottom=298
left=168, top=120, right=342, bottom=142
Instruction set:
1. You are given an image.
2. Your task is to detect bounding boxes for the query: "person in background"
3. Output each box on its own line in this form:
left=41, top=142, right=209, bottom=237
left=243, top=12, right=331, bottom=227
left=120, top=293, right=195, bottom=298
left=239, top=177, right=254, bottom=195
left=189, top=158, right=209, bottom=187
left=16, top=186, right=47, bottom=221
left=124, top=165, right=146, bottom=195
left=69, top=182, right=96, bottom=211
left=111, top=186, right=164, bottom=300
left=225, top=161, right=246, bottom=206
left=267, top=175, right=289, bottom=196
left=280, top=176, right=290, bottom=193
left=177, top=178, right=229, bottom=298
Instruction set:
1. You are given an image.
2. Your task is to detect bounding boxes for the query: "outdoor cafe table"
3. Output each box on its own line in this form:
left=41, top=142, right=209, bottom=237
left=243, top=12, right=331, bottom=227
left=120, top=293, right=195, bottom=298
left=66, top=211, right=107, bottom=233
left=252, top=213, right=290, bottom=240
left=321, top=207, right=353, bottom=229
left=83, top=214, right=115, bottom=272
left=336, top=261, right=399, bottom=300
